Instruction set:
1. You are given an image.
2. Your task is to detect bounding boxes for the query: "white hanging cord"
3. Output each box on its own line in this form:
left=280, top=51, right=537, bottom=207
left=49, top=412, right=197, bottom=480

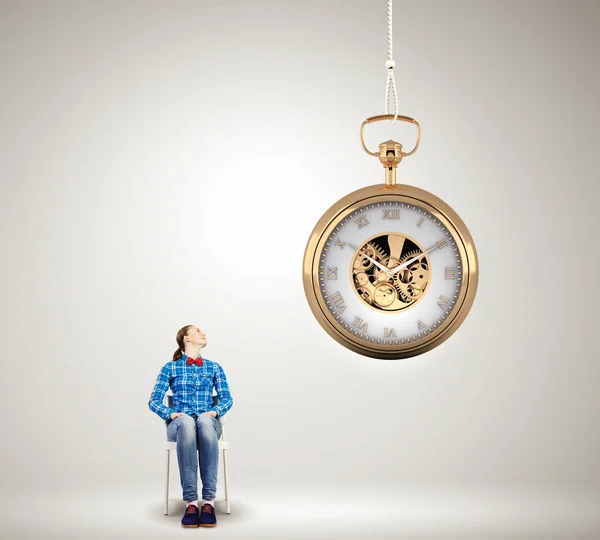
left=384, top=0, right=399, bottom=122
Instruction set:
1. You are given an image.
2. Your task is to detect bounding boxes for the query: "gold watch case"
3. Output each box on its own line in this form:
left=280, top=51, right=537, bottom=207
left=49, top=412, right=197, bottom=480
left=302, top=181, right=479, bottom=360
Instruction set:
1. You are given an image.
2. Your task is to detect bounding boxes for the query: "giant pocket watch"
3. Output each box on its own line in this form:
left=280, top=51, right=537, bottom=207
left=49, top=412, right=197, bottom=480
left=302, top=115, right=479, bottom=359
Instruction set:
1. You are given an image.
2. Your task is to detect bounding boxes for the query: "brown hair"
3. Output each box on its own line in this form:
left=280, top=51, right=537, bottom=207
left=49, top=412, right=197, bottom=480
left=172, top=325, right=193, bottom=361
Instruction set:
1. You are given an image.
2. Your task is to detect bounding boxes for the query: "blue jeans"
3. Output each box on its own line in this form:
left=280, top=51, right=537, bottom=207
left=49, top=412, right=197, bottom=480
left=166, top=413, right=222, bottom=501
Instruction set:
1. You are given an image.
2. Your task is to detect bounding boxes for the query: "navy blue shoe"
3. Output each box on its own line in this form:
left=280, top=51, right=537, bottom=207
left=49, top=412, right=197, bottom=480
left=199, top=503, right=217, bottom=527
left=181, top=504, right=200, bottom=528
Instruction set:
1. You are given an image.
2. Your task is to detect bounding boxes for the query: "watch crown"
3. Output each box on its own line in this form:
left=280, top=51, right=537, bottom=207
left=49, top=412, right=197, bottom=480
left=378, top=140, right=403, bottom=186
left=378, top=140, right=403, bottom=166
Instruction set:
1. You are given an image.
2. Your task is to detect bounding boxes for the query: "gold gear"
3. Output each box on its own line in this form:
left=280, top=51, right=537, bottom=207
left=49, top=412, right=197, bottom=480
left=369, top=241, right=388, bottom=259
left=373, top=282, right=396, bottom=308
left=354, top=272, right=370, bottom=287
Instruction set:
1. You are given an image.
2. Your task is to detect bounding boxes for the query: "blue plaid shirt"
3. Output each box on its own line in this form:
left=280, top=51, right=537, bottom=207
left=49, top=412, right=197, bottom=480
left=148, top=355, right=233, bottom=420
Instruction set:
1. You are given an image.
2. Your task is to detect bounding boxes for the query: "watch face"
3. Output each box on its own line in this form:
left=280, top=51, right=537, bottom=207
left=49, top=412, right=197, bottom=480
left=304, top=186, right=478, bottom=359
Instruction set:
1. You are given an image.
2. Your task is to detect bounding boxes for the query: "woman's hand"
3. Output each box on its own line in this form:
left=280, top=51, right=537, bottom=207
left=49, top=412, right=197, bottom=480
left=170, top=411, right=216, bottom=420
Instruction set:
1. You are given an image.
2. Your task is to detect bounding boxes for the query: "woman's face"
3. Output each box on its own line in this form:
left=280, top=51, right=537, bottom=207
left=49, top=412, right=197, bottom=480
left=185, top=326, right=207, bottom=348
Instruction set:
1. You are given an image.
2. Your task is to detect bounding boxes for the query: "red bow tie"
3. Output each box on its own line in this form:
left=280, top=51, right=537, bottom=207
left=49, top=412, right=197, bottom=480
left=186, top=356, right=203, bottom=366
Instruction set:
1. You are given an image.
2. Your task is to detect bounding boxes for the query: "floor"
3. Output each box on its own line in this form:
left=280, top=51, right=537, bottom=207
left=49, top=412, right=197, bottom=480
left=2, top=486, right=598, bottom=539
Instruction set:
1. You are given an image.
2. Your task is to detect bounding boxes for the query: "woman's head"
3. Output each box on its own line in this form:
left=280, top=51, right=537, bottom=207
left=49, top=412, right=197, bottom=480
left=172, top=325, right=207, bottom=360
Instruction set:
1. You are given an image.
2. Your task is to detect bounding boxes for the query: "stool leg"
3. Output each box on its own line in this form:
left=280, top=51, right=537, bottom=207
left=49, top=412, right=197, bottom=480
left=164, top=448, right=170, bottom=515
left=222, top=448, right=230, bottom=514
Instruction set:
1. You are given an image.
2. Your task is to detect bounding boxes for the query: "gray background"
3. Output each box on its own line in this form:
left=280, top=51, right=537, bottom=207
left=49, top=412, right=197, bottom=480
left=1, top=1, right=599, bottom=539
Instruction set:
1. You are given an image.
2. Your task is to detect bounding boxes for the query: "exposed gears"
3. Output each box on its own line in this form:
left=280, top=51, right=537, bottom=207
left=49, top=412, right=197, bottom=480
left=351, top=236, right=429, bottom=311
left=353, top=247, right=375, bottom=272
left=393, top=249, right=430, bottom=303
left=352, top=241, right=386, bottom=272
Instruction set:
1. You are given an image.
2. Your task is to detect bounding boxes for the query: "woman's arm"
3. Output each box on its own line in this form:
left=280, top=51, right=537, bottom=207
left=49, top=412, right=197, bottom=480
left=209, top=363, right=233, bottom=418
left=148, top=364, right=174, bottom=420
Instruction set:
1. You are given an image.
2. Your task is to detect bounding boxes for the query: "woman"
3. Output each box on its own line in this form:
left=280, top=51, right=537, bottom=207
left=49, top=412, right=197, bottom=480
left=148, top=325, right=233, bottom=528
